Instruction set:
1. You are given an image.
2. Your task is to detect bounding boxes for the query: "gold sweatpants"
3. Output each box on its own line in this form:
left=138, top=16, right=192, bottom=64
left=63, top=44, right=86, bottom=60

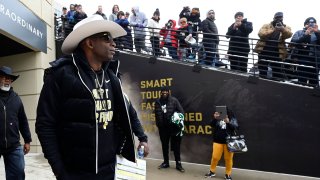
left=209, top=142, right=234, bottom=175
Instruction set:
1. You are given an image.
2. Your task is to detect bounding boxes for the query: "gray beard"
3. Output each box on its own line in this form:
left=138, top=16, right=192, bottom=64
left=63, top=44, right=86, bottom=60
left=0, top=84, right=10, bottom=91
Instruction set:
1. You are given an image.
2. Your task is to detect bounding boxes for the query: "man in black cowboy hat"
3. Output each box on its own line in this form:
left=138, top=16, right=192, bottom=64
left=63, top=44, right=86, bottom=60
left=36, top=14, right=149, bottom=179
left=0, top=66, right=32, bottom=180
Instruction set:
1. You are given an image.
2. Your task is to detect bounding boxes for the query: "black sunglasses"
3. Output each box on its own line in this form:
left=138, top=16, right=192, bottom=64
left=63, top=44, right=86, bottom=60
left=92, top=32, right=113, bottom=43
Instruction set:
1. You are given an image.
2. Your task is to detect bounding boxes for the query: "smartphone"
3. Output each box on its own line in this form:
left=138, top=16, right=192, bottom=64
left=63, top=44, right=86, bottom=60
left=309, top=23, right=315, bottom=27
left=215, top=106, right=227, bottom=120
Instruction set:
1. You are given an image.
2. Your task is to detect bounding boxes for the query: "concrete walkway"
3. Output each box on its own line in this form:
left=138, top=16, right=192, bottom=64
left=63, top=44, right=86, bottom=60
left=0, top=153, right=319, bottom=180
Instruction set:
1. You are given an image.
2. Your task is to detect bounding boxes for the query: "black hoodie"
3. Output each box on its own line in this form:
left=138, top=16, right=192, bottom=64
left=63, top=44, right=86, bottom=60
left=36, top=50, right=136, bottom=178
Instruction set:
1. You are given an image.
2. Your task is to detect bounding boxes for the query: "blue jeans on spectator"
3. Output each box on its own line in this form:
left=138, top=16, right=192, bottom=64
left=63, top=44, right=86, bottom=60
left=165, top=43, right=178, bottom=60
left=0, top=146, right=25, bottom=180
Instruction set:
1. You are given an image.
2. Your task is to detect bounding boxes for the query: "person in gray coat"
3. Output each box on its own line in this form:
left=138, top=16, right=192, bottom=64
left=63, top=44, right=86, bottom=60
left=129, top=6, right=149, bottom=53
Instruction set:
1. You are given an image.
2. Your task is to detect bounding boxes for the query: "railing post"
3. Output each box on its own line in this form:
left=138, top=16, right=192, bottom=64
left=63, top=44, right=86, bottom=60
left=247, top=38, right=259, bottom=84
left=314, top=45, right=319, bottom=88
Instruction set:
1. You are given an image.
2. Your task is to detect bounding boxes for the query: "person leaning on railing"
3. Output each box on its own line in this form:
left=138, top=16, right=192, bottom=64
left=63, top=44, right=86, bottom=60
left=201, top=10, right=219, bottom=66
left=129, top=6, right=148, bottom=53
left=226, top=12, right=253, bottom=73
left=115, top=11, right=133, bottom=51
left=254, top=12, right=292, bottom=80
left=177, top=17, right=193, bottom=61
left=160, top=20, right=179, bottom=60
left=148, top=9, right=161, bottom=57
left=290, top=17, right=320, bottom=87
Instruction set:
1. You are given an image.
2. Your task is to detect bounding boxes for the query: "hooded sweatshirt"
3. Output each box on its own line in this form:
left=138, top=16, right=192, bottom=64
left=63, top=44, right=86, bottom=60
left=129, top=6, right=148, bottom=38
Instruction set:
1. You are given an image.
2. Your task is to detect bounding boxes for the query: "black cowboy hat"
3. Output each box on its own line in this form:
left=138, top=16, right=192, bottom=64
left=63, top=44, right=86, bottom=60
left=0, top=66, right=19, bottom=81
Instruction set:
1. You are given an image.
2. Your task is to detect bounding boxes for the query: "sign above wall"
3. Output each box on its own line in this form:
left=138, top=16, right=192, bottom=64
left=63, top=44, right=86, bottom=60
left=0, top=0, right=47, bottom=53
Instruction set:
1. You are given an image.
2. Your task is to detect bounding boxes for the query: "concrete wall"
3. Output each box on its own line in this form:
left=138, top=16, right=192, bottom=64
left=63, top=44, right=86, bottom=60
left=0, top=0, right=55, bottom=153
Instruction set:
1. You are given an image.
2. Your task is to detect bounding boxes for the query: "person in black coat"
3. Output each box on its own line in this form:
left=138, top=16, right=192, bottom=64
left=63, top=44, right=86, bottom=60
left=291, top=17, right=320, bottom=86
left=226, top=12, right=253, bottom=72
left=188, top=8, right=202, bottom=58
left=0, top=66, right=32, bottom=180
left=201, top=10, right=219, bottom=65
left=188, top=8, right=202, bottom=41
left=154, top=87, right=185, bottom=172
left=115, top=11, right=134, bottom=51
left=73, top=4, right=87, bottom=24
left=36, top=15, right=148, bottom=180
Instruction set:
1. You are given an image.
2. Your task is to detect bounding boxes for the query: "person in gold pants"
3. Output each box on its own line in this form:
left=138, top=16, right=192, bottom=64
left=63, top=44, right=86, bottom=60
left=205, top=106, right=238, bottom=180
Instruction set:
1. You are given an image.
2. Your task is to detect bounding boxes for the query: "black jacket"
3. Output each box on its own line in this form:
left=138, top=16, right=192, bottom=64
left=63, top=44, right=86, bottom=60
left=202, top=17, right=219, bottom=45
left=36, top=52, right=136, bottom=177
left=154, top=96, right=184, bottom=128
left=226, top=18, right=253, bottom=54
left=178, top=25, right=192, bottom=48
left=211, top=116, right=238, bottom=144
left=188, top=13, right=202, bottom=34
left=0, top=89, right=32, bottom=153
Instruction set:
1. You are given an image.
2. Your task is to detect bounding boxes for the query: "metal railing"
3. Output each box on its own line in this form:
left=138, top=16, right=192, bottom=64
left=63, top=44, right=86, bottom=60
left=54, top=16, right=320, bottom=88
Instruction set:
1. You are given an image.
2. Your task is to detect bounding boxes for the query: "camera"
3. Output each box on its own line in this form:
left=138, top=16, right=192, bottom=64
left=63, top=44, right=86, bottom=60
left=309, top=19, right=315, bottom=27
left=275, top=22, right=283, bottom=28
left=309, top=23, right=315, bottom=27
left=166, top=21, right=172, bottom=29
left=241, top=18, right=247, bottom=23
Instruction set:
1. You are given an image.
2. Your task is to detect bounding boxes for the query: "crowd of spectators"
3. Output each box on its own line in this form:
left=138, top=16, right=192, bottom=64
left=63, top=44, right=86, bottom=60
left=55, top=4, right=320, bottom=87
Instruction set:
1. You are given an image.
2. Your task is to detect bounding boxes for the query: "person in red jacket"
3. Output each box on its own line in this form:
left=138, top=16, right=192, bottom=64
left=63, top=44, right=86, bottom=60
left=160, top=19, right=179, bottom=60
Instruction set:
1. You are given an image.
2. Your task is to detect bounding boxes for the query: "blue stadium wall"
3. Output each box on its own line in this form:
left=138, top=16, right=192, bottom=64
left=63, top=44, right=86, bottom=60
left=117, top=52, right=320, bottom=178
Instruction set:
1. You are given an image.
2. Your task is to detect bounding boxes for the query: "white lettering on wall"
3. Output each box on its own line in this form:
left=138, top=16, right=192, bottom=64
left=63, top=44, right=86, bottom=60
left=0, top=3, right=44, bottom=39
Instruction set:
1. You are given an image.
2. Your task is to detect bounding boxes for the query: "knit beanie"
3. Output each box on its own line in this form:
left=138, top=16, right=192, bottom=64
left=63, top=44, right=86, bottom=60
left=274, top=12, right=283, bottom=18
left=304, top=17, right=316, bottom=26
left=234, top=12, right=243, bottom=18
left=153, top=8, right=160, bottom=16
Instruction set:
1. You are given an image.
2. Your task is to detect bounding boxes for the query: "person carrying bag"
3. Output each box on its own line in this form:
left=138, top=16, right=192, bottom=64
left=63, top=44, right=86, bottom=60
left=204, top=106, right=238, bottom=180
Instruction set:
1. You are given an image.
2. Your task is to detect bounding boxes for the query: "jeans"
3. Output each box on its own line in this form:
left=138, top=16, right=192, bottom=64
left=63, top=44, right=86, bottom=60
left=0, top=146, right=25, bottom=180
left=203, top=41, right=218, bottom=65
left=165, top=43, right=178, bottom=60
left=134, top=36, right=146, bottom=53
left=150, top=36, right=161, bottom=56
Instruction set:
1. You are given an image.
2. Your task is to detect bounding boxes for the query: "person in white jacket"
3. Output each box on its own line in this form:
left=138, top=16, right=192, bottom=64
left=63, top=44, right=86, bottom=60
left=148, top=9, right=161, bottom=56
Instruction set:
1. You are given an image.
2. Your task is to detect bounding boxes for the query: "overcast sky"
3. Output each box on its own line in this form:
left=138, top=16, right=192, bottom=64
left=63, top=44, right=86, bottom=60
left=54, top=0, right=319, bottom=40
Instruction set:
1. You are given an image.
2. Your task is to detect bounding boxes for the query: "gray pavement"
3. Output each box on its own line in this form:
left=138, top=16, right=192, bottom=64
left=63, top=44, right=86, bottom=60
left=0, top=153, right=319, bottom=180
